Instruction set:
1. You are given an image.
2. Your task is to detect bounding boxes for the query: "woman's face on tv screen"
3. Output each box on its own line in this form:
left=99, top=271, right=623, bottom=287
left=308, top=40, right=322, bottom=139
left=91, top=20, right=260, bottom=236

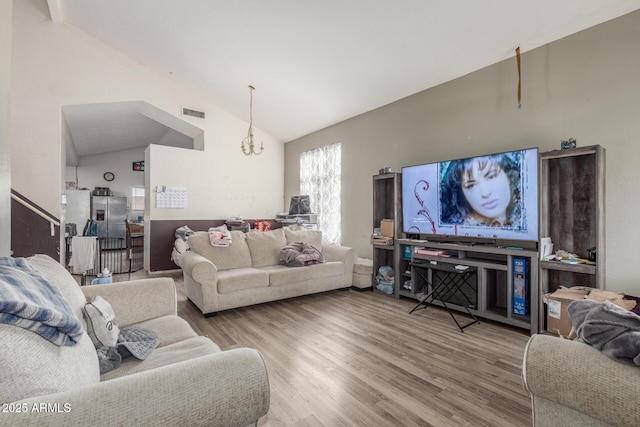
left=461, top=159, right=511, bottom=221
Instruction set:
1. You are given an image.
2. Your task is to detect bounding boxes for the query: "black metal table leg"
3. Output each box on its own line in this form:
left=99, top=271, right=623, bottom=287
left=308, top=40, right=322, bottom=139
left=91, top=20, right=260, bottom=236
left=409, top=262, right=479, bottom=332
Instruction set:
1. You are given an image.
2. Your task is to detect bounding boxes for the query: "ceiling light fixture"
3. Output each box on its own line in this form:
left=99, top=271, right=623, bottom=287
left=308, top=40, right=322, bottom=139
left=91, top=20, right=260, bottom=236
left=241, top=85, right=263, bottom=156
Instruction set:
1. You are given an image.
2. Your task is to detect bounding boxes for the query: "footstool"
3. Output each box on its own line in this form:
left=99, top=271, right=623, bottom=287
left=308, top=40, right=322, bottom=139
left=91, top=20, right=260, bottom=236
left=352, top=257, right=373, bottom=290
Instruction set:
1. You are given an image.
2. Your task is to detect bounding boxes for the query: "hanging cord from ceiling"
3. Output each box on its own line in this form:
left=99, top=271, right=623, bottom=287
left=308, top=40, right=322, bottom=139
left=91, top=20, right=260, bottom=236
left=516, top=46, right=522, bottom=109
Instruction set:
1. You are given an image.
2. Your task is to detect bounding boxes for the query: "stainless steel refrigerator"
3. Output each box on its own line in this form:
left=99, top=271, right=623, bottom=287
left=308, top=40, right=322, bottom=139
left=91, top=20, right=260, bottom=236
left=91, top=196, right=127, bottom=239
left=64, top=189, right=91, bottom=236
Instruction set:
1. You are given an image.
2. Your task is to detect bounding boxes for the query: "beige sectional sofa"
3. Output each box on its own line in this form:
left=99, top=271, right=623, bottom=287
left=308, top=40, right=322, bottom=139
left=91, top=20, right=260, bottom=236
left=1, top=254, right=269, bottom=427
left=523, top=334, right=640, bottom=426
left=180, top=228, right=357, bottom=317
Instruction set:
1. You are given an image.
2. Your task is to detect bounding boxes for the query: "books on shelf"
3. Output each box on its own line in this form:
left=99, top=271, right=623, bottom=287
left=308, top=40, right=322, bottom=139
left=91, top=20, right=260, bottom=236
left=415, top=248, right=445, bottom=256
left=371, top=235, right=393, bottom=246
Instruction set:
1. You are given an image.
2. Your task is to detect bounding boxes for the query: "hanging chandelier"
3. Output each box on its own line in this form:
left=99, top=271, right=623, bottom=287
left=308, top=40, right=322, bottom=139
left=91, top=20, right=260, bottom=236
left=241, top=85, right=264, bottom=156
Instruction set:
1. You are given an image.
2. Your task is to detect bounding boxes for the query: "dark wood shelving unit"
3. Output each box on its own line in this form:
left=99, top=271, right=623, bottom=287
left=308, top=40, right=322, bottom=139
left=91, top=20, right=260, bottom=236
left=372, top=173, right=401, bottom=296
left=538, top=145, right=605, bottom=333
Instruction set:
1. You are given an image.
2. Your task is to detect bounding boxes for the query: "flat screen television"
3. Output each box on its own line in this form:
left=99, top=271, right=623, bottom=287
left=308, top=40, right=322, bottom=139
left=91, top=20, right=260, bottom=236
left=401, top=147, right=539, bottom=244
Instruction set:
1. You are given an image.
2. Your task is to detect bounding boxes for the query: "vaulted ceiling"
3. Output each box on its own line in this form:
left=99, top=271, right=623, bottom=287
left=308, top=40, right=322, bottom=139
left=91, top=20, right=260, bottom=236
left=50, top=0, right=640, bottom=152
left=63, top=101, right=203, bottom=166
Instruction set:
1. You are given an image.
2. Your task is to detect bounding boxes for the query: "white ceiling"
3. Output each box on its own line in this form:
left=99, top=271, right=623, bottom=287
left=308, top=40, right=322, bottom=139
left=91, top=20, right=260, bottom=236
left=63, top=101, right=203, bottom=165
left=63, top=102, right=193, bottom=157
left=51, top=0, right=640, bottom=147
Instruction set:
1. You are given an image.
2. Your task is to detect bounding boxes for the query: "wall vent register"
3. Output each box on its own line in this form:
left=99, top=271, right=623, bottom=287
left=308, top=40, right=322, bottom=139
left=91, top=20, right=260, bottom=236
left=182, top=107, right=205, bottom=119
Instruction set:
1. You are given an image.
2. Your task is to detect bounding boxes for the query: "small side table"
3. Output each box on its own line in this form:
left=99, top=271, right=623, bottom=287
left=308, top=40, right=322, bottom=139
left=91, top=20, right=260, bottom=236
left=409, top=262, right=479, bottom=332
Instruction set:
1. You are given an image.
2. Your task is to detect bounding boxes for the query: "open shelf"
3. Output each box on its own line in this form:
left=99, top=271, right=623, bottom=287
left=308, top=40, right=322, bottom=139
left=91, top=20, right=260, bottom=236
left=372, top=173, right=401, bottom=295
left=538, top=145, right=605, bottom=333
left=372, top=244, right=396, bottom=297
left=540, top=260, right=596, bottom=275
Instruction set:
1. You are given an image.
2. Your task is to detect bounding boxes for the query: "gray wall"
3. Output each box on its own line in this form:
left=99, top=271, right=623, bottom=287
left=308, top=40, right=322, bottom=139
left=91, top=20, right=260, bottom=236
left=285, top=10, right=640, bottom=295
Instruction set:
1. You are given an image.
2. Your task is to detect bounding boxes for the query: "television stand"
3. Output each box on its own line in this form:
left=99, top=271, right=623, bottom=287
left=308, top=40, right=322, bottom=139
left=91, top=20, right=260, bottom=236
left=396, top=239, right=539, bottom=334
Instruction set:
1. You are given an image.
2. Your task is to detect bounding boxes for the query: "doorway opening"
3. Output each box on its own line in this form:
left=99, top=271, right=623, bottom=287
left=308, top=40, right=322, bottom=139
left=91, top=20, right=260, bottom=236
left=62, top=100, right=204, bottom=274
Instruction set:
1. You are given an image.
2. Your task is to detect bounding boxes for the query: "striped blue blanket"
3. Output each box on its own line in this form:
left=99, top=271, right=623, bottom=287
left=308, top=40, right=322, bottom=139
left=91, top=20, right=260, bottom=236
left=0, top=257, right=83, bottom=346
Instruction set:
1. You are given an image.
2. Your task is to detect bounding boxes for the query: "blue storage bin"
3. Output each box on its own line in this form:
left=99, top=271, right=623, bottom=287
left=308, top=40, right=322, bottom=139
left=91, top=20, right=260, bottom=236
left=403, top=245, right=412, bottom=259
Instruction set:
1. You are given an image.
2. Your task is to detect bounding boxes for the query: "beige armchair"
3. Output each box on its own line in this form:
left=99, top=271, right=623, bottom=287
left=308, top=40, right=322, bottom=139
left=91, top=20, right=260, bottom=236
left=1, top=255, right=270, bottom=427
left=523, top=334, right=640, bottom=427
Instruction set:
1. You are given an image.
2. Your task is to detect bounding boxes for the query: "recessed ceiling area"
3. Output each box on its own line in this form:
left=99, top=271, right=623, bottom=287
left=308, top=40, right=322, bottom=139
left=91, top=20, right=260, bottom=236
left=63, top=101, right=204, bottom=166
left=50, top=0, right=640, bottom=142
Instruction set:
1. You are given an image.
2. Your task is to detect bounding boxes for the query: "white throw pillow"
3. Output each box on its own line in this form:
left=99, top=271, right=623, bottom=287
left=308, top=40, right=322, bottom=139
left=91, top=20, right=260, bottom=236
left=83, top=295, right=120, bottom=348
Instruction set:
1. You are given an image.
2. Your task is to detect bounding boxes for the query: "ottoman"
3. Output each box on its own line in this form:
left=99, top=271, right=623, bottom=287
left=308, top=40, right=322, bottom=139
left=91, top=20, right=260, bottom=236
left=352, top=257, right=373, bottom=290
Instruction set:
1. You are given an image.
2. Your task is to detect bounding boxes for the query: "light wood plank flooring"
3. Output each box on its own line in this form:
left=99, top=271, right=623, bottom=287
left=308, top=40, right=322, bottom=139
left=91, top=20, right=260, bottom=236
left=181, top=288, right=531, bottom=425
left=108, top=271, right=533, bottom=426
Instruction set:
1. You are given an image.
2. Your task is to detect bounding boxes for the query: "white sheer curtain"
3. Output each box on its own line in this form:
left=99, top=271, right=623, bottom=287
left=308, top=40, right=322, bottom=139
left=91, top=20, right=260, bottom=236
left=300, top=142, right=341, bottom=245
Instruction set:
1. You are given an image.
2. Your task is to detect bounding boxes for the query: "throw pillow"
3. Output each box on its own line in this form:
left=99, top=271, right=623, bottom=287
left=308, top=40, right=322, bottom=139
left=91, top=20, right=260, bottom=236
left=245, top=229, right=287, bottom=267
left=83, top=295, right=120, bottom=349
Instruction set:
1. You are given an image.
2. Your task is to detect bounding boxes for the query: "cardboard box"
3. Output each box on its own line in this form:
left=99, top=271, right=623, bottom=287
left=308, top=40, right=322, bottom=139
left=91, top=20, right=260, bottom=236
left=544, top=288, right=590, bottom=337
left=544, top=287, right=637, bottom=337
left=380, top=219, right=394, bottom=237
left=587, top=289, right=637, bottom=310
left=128, top=223, right=144, bottom=234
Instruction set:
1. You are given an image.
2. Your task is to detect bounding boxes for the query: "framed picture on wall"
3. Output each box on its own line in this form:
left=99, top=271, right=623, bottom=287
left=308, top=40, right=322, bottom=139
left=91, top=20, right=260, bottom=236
left=133, top=161, right=144, bottom=171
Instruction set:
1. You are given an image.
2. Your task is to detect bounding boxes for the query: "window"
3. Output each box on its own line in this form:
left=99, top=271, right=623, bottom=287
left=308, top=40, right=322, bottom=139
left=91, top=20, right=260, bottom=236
left=300, top=142, right=341, bottom=244
left=131, top=187, right=145, bottom=211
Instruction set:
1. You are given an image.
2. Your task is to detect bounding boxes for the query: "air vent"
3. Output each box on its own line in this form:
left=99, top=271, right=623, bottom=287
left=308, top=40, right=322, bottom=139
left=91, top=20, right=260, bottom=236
left=181, top=107, right=205, bottom=119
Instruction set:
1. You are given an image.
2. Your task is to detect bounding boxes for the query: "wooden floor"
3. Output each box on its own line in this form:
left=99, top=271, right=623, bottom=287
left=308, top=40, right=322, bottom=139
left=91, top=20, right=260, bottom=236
left=166, top=275, right=533, bottom=427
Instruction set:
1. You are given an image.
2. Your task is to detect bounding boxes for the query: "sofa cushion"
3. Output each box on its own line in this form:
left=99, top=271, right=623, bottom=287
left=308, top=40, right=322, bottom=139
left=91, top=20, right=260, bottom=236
left=245, top=229, right=287, bottom=268
left=134, top=315, right=198, bottom=348
left=188, top=231, right=252, bottom=270
left=100, top=336, right=221, bottom=381
left=0, top=324, right=100, bottom=403
left=284, top=229, right=323, bottom=250
left=217, top=268, right=269, bottom=294
left=265, top=262, right=345, bottom=287
left=28, top=254, right=89, bottom=326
